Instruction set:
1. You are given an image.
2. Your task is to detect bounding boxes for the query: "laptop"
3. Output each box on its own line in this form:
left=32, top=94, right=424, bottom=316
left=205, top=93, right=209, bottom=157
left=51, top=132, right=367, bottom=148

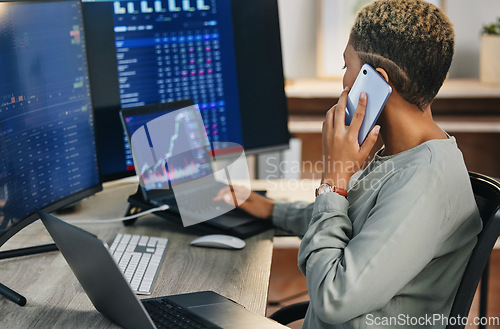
left=38, top=210, right=288, bottom=329
left=119, top=100, right=273, bottom=236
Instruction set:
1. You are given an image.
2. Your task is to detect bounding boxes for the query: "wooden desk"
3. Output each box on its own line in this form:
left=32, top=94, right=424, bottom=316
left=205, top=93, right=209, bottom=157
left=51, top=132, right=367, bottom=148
left=0, top=179, right=275, bottom=328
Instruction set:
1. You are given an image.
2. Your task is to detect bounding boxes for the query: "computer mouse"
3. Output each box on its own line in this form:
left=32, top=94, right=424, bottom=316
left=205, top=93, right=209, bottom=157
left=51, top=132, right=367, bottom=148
left=189, top=234, right=246, bottom=250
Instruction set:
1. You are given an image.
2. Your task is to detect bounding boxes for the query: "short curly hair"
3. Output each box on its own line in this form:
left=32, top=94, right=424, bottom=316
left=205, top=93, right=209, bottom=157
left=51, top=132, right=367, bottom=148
left=349, top=0, right=454, bottom=109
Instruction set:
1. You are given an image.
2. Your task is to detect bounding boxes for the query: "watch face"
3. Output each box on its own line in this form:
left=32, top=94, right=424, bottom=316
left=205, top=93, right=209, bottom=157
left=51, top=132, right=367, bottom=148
left=319, top=184, right=331, bottom=194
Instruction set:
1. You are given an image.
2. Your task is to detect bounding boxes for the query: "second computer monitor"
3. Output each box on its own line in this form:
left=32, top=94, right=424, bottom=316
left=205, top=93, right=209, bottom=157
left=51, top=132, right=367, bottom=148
left=0, top=0, right=101, bottom=248
left=82, top=0, right=290, bottom=181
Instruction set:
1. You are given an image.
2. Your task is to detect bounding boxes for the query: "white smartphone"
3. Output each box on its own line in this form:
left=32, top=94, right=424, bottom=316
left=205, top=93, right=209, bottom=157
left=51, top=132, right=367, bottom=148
left=345, top=63, right=392, bottom=145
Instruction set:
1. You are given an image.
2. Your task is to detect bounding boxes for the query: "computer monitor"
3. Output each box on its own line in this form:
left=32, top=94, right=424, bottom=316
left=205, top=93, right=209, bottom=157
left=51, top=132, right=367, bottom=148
left=82, top=0, right=290, bottom=181
left=0, top=0, right=102, bottom=248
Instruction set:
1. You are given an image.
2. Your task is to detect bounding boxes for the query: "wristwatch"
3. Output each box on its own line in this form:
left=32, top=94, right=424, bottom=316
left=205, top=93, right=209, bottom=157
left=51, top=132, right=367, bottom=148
left=315, top=182, right=348, bottom=198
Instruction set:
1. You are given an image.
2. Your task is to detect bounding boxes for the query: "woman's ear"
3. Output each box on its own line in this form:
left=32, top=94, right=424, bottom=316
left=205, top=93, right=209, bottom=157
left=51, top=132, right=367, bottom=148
left=375, top=68, right=389, bottom=83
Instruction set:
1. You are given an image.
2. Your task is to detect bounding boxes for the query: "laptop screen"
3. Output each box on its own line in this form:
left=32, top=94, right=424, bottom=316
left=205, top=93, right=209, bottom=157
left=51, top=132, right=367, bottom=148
left=120, top=101, right=213, bottom=191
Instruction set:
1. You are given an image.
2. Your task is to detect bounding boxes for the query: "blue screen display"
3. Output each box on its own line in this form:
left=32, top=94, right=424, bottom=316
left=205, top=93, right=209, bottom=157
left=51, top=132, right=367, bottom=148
left=84, top=0, right=243, bottom=174
left=83, top=0, right=290, bottom=181
left=0, top=0, right=100, bottom=234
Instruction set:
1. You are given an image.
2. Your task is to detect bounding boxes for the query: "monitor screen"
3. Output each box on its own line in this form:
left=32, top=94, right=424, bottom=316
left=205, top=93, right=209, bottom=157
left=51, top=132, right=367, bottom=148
left=120, top=100, right=214, bottom=190
left=0, top=0, right=102, bottom=247
left=82, top=0, right=290, bottom=181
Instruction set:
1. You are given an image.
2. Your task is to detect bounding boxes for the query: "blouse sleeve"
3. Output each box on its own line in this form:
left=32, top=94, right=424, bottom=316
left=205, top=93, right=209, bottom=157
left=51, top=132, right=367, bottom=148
left=297, top=167, right=456, bottom=324
left=272, top=201, right=315, bottom=237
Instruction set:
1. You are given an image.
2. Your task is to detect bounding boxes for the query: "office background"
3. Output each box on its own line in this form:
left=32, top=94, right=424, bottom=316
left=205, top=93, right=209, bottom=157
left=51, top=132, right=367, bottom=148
left=268, top=2, right=500, bottom=329
left=1, top=1, right=499, bottom=328
left=263, top=0, right=500, bottom=182
left=278, top=0, right=500, bottom=80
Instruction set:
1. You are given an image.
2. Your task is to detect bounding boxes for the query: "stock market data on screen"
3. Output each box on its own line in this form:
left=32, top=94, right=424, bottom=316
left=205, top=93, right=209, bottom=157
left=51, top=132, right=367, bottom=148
left=84, top=0, right=244, bottom=177
left=123, top=105, right=213, bottom=190
left=83, top=0, right=290, bottom=181
left=0, top=0, right=100, bottom=235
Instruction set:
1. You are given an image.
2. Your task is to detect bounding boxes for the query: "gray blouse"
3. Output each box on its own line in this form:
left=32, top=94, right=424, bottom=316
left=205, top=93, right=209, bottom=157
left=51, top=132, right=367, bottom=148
left=272, top=137, right=482, bottom=329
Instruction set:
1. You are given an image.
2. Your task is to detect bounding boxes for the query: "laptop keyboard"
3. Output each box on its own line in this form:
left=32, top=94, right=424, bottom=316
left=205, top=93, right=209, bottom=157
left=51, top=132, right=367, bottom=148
left=142, top=297, right=221, bottom=329
left=175, top=196, right=227, bottom=215
left=109, top=233, right=168, bottom=294
left=156, top=185, right=229, bottom=216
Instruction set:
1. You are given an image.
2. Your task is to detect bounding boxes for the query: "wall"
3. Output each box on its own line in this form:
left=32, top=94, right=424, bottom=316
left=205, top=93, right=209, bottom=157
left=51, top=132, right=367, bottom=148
left=277, top=0, right=500, bottom=79
left=446, top=0, right=500, bottom=78
left=277, top=0, right=318, bottom=79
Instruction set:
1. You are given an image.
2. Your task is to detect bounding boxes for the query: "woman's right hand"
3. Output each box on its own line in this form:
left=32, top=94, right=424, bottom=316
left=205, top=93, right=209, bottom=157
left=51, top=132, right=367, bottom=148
left=213, top=186, right=275, bottom=219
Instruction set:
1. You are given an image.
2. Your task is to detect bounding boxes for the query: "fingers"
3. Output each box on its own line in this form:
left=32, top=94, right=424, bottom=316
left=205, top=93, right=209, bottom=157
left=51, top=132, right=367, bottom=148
left=348, top=92, right=367, bottom=136
left=213, top=185, right=251, bottom=206
left=333, top=87, right=350, bottom=129
left=360, top=125, right=380, bottom=156
left=323, top=87, right=350, bottom=136
left=337, top=86, right=350, bottom=109
left=213, top=186, right=232, bottom=201
left=213, top=186, right=274, bottom=219
left=324, top=104, right=336, bottom=132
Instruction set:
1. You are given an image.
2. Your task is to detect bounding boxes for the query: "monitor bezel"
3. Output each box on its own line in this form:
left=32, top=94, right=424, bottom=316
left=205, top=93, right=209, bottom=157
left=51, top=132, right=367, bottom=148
left=0, top=185, right=102, bottom=250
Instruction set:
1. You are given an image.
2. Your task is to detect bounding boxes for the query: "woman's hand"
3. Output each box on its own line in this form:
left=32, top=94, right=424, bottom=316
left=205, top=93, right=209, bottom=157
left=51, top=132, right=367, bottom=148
left=213, top=186, right=275, bottom=219
left=322, top=87, right=380, bottom=190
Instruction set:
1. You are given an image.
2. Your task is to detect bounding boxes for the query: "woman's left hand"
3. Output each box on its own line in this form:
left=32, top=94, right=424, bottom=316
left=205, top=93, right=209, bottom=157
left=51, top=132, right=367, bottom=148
left=321, top=87, right=380, bottom=190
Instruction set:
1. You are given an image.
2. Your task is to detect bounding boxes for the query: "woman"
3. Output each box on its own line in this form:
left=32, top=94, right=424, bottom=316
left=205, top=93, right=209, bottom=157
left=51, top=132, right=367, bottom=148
left=216, top=0, right=481, bottom=327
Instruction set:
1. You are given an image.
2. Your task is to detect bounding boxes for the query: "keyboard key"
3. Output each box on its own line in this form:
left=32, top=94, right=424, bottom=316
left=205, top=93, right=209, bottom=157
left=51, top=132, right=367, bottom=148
left=110, top=234, right=168, bottom=294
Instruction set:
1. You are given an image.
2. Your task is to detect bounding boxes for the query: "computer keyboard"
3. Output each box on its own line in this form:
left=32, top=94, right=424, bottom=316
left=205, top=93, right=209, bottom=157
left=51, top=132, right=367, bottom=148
left=143, top=297, right=221, bottom=329
left=109, top=233, right=168, bottom=295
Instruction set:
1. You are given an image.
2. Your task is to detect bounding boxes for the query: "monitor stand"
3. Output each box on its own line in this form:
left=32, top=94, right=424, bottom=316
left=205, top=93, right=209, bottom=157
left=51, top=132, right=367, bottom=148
left=0, top=243, right=58, bottom=306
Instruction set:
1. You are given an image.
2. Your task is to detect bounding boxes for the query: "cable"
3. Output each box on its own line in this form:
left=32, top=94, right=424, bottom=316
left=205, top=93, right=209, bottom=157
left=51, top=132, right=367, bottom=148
left=65, top=205, right=170, bottom=225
